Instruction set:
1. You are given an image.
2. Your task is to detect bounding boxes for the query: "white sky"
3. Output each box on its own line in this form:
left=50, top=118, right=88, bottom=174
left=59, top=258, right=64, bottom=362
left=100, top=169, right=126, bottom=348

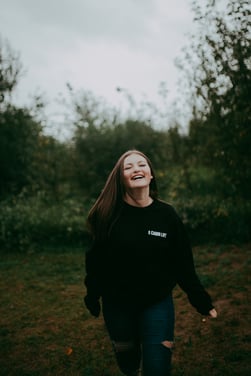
left=0, top=0, right=227, bottom=135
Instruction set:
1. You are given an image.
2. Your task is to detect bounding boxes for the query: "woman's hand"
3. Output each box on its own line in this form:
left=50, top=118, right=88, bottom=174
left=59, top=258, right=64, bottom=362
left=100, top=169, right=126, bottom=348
left=202, top=308, right=217, bottom=322
left=209, top=308, right=217, bottom=318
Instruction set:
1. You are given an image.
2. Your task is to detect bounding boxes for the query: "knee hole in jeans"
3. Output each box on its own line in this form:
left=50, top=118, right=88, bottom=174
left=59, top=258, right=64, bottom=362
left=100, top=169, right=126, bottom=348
left=161, top=340, right=174, bottom=350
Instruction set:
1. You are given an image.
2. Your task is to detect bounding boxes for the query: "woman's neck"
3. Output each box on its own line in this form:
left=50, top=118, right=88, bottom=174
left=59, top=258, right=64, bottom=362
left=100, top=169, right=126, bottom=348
left=124, top=191, right=153, bottom=207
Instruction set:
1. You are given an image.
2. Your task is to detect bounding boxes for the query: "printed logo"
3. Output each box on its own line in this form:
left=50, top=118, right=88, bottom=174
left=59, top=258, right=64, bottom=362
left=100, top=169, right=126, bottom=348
left=147, top=230, right=167, bottom=238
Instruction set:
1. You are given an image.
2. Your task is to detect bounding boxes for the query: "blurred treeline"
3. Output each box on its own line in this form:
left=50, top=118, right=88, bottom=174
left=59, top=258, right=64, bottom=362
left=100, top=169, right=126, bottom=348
left=0, top=0, right=250, bottom=250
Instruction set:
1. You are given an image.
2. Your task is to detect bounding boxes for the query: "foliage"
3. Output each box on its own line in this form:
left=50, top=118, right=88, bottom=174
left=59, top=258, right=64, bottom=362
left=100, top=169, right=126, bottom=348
left=178, top=0, right=251, bottom=198
left=0, top=104, right=43, bottom=196
left=1, top=191, right=250, bottom=251
left=0, top=36, right=23, bottom=104
left=32, top=134, right=76, bottom=198
left=1, top=2, right=251, bottom=250
left=0, top=193, right=88, bottom=251
left=72, top=119, right=170, bottom=197
left=174, top=196, right=251, bottom=245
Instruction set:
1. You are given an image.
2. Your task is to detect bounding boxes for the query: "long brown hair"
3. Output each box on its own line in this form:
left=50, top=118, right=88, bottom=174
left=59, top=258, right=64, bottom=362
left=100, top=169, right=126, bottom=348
left=87, top=150, right=158, bottom=240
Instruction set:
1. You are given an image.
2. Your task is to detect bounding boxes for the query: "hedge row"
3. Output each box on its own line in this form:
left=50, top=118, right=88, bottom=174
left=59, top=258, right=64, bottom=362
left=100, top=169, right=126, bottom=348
left=174, top=196, right=251, bottom=245
left=0, top=195, right=250, bottom=251
left=0, top=195, right=89, bottom=251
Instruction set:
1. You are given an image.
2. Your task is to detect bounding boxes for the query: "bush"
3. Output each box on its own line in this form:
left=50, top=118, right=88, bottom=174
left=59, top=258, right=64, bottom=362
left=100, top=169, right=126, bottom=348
left=0, top=192, right=250, bottom=252
left=0, top=193, right=89, bottom=251
left=174, top=196, right=251, bottom=245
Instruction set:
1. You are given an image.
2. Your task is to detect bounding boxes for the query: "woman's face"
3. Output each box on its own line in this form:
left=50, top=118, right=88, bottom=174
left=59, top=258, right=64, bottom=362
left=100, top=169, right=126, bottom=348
left=122, top=153, right=152, bottom=191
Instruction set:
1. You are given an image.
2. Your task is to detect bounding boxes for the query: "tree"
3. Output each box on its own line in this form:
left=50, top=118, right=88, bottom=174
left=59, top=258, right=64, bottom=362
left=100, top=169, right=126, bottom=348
left=72, top=119, right=168, bottom=198
left=0, top=38, right=46, bottom=197
left=0, top=105, right=43, bottom=196
left=66, top=87, right=167, bottom=197
left=0, top=36, right=23, bottom=104
left=178, top=0, right=251, bottom=197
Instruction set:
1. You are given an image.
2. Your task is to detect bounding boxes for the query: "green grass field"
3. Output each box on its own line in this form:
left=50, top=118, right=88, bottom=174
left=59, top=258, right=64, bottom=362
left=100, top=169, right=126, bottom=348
left=0, top=244, right=250, bottom=375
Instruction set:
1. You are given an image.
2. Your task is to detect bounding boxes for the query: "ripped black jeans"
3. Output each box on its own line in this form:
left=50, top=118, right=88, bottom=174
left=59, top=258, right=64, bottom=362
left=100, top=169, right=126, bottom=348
left=102, top=295, right=175, bottom=376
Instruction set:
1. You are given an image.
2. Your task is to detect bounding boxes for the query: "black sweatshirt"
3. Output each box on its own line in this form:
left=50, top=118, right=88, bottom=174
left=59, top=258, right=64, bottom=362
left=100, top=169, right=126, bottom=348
left=85, top=199, right=214, bottom=315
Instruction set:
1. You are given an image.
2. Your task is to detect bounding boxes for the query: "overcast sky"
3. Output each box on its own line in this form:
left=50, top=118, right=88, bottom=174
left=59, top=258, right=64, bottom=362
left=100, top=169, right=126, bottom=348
left=0, top=0, right=231, bottom=140
left=1, top=0, right=225, bottom=135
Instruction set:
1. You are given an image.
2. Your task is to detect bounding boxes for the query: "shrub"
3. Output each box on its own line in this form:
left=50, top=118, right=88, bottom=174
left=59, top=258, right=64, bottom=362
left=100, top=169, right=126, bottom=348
left=174, top=196, right=251, bottom=245
left=0, top=193, right=89, bottom=251
left=0, top=193, right=250, bottom=252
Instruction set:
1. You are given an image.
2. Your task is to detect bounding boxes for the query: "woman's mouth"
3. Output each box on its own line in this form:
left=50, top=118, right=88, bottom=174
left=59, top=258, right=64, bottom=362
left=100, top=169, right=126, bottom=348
left=132, top=175, right=144, bottom=180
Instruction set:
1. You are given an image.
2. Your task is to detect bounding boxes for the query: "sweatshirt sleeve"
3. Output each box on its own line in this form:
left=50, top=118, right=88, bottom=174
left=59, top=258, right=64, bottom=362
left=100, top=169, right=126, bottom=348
left=174, top=213, right=214, bottom=315
left=84, top=240, right=102, bottom=301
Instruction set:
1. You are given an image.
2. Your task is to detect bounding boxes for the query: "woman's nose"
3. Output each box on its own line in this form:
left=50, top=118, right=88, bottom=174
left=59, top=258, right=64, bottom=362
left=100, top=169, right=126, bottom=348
left=133, top=165, right=140, bottom=172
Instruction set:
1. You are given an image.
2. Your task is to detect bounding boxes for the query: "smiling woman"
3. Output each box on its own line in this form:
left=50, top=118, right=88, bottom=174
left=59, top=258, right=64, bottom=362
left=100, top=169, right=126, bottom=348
left=84, top=149, right=217, bottom=376
left=122, top=153, right=153, bottom=207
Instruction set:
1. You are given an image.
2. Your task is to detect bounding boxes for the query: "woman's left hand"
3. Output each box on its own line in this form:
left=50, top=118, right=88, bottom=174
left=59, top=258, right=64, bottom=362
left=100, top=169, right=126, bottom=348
left=209, top=308, right=217, bottom=318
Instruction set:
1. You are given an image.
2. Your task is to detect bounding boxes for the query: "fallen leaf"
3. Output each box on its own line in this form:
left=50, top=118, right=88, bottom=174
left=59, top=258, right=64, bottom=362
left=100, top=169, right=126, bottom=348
left=65, top=347, right=73, bottom=356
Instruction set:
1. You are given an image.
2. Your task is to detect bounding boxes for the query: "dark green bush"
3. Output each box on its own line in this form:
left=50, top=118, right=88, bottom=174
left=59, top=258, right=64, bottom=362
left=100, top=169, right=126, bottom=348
left=0, top=193, right=250, bottom=252
left=174, top=196, right=251, bottom=245
left=0, top=193, right=89, bottom=251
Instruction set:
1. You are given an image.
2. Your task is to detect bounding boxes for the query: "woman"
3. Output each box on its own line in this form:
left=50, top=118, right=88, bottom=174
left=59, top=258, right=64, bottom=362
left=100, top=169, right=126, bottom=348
left=84, top=149, right=217, bottom=376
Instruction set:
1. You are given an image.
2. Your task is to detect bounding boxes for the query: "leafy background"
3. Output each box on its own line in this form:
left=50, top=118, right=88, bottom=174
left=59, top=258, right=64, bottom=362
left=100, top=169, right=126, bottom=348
left=0, top=1, right=250, bottom=374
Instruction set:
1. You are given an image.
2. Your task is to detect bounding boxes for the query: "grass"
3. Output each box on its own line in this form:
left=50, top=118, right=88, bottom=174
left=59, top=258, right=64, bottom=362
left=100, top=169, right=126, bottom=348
left=0, top=244, right=250, bottom=375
